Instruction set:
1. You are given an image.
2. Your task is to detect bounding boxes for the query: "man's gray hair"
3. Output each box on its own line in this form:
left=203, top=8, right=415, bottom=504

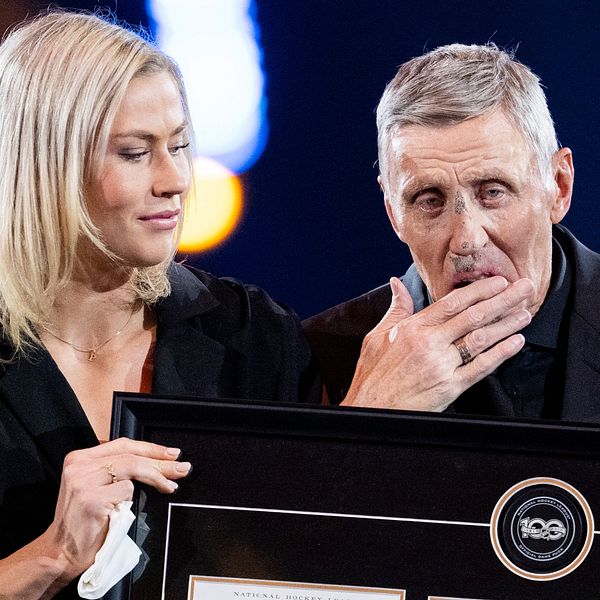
left=376, top=43, right=558, bottom=182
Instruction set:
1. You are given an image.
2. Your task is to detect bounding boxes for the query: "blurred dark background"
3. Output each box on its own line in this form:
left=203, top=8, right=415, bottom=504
left=2, top=1, right=598, bottom=318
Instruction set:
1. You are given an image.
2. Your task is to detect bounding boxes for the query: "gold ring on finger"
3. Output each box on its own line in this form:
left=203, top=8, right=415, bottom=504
left=453, top=336, right=473, bottom=366
left=105, top=463, right=118, bottom=484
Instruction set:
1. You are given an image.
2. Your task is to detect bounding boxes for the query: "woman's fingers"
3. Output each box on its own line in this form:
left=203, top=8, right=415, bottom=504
left=71, top=437, right=181, bottom=461
left=98, top=455, right=192, bottom=493
left=62, top=439, right=192, bottom=494
left=73, top=456, right=192, bottom=494
left=49, top=437, right=191, bottom=580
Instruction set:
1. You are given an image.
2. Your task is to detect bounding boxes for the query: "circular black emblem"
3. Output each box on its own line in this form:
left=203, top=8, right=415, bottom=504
left=490, top=478, right=594, bottom=580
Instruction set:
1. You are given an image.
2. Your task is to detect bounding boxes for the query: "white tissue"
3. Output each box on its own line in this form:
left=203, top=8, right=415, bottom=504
left=77, top=500, right=142, bottom=599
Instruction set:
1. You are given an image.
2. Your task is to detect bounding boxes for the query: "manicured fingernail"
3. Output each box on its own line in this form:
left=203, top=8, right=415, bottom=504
left=516, top=309, right=531, bottom=323
left=167, top=480, right=179, bottom=492
left=176, top=461, right=192, bottom=474
left=167, top=447, right=181, bottom=457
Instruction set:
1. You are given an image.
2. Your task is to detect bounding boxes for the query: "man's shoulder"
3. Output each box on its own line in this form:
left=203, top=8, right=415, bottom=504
left=302, top=282, right=392, bottom=339
left=555, top=225, right=600, bottom=330
left=556, top=225, right=600, bottom=281
left=302, top=263, right=422, bottom=338
left=302, top=266, right=421, bottom=404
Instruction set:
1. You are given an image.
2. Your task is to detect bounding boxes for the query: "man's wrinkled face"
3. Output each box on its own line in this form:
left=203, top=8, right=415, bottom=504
left=381, top=111, right=572, bottom=316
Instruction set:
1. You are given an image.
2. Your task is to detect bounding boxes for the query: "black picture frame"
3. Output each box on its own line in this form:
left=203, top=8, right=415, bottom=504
left=109, top=393, right=600, bottom=600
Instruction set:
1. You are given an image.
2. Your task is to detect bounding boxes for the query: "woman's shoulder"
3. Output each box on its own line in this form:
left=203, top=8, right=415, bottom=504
left=165, top=262, right=299, bottom=329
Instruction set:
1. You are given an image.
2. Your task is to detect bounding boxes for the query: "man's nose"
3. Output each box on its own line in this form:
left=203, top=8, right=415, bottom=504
left=447, top=202, right=489, bottom=255
left=152, top=155, right=189, bottom=199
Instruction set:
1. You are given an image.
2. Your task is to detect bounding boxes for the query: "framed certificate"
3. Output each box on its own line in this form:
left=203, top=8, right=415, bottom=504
left=109, top=394, right=600, bottom=600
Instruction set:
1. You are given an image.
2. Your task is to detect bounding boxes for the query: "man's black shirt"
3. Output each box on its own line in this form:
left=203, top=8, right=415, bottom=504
left=451, top=240, right=572, bottom=418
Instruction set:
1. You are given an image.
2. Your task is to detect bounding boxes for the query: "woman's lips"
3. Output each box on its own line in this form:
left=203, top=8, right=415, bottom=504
left=138, top=209, right=180, bottom=230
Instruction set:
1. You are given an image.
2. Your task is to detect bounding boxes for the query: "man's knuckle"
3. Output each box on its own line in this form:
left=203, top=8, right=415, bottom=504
left=469, top=328, right=487, bottom=348
left=439, top=293, right=460, bottom=316
left=502, top=291, right=517, bottom=309
left=465, top=305, right=484, bottom=326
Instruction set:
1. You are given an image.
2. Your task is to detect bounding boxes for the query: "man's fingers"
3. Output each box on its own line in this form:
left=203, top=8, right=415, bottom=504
left=451, top=308, right=532, bottom=366
left=457, top=333, right=526, bottom=388
left=440, top=278, right=534, bottom=340
left=421, top=276, right=509, bottom=326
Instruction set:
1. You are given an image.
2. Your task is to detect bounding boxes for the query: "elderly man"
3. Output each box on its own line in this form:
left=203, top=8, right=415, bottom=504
left=304, top=43, right=600, bottom=421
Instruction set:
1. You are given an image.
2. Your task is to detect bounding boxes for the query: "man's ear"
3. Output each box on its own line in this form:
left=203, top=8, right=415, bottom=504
left=550, top=147, right=574, bottom=224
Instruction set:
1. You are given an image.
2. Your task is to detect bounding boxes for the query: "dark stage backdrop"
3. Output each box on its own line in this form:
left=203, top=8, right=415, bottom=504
left=8, top=0, right=600, bottom=318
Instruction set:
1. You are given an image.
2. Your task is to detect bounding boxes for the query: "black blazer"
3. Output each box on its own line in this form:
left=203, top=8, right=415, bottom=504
left=0, top=264, right=317, bottom=596
left=303, top=225, right=600, bottom=422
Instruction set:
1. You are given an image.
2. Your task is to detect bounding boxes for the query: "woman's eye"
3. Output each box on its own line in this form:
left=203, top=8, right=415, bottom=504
left=119, top=150, right=149, bottom=161
left=169, top=142, right=190, bottom=155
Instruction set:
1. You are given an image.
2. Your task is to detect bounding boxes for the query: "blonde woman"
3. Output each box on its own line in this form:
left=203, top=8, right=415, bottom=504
left=0, top=11, right=314, bottom=598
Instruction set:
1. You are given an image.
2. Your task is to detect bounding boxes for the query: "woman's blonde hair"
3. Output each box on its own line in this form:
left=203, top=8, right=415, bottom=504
left=0, top=10, right=193, bottom=355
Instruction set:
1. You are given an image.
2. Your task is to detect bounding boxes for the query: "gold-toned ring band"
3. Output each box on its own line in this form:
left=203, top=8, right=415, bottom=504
left=453, top=337, right=473, bottom=366
left=105, top=463, right=118, bottom=484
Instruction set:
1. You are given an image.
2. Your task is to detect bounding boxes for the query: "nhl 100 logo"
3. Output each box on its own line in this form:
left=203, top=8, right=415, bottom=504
left=490, top=477, right=594, bottom=581
left=519, top=515, right=566, bottom=543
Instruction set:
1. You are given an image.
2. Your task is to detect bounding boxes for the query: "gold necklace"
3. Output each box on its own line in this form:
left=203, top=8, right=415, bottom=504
left=43, top=307, right=137, bottom=362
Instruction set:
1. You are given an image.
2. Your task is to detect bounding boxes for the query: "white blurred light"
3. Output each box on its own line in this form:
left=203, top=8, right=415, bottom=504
left=148, top=0, right=268, bottom=173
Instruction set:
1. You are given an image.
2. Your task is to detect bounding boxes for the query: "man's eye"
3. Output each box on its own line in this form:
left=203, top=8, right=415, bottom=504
left=486, top=188, right=503, bottom=197
left=416, top=196, right=445, bottom=213
left=480, top=185, right=507, bottom=203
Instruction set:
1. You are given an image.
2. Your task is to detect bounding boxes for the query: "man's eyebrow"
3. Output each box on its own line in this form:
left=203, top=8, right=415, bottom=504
left=466, top=169, right=519, bottom=190
left=400, top=176, right=448, bottom=201
left=111, top=122, right=188, bottom=140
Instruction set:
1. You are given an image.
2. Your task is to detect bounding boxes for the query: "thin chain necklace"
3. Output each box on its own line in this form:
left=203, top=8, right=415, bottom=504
left=43, top=307, right=137, bottom=362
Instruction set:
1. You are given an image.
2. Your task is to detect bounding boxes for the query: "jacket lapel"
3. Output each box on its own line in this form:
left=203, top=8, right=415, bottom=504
left=561, top=312, right=600, bottom=422
left=0, top=349, right=96, bottom=481
left=152, top=264, right=228, bottom=397
left=557, top=226, right=600, bottom=421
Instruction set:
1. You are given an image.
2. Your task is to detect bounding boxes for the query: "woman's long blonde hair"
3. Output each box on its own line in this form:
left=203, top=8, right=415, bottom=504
left=0, top=10, right=194, bottom=355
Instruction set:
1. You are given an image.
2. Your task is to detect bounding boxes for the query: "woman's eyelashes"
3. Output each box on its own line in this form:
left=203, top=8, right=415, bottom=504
left=118, top=141, right=189, bottom=162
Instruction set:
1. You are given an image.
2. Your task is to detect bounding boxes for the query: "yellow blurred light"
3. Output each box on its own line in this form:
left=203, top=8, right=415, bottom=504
left=178, top=157, right=243, bottom=253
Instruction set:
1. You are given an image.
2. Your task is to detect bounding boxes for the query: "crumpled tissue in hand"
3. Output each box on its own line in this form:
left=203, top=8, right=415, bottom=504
left=77, top=500, right=141, bottom=599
